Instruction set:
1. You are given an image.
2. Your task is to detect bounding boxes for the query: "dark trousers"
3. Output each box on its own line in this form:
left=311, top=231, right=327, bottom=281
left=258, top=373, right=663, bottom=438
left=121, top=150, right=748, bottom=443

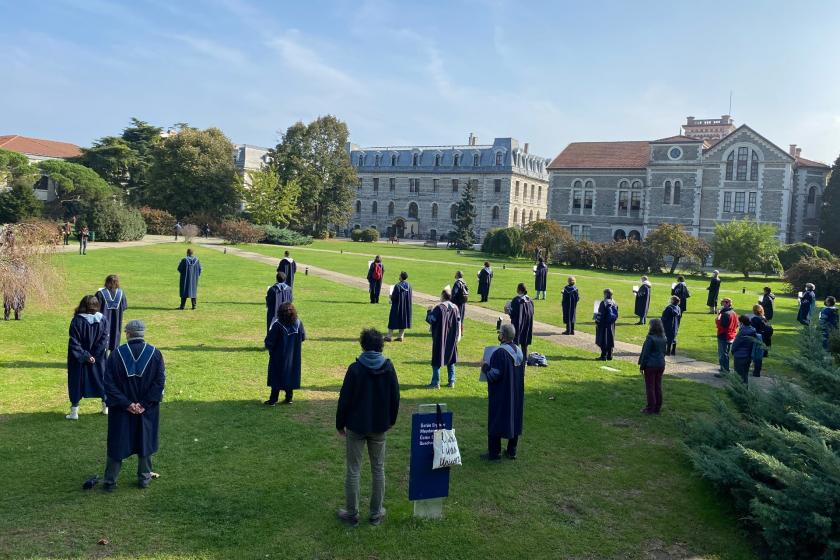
left=180, top=297, right=196, bottom=309
left=734, top=357, right=751, bottom=384
left=479, top=293, right=488, bottom=302
left=104, top=455, right=152, bottom=486
left=369, top=281, right=381, bottom=303
left=488, top=434, right=519, bottom=459
left=63, top=234, right=69, bottom=245
left=643, top=367, right=664, bottom=412
left=565, top=322, right=575, bottom=334
left=753, top=359, right=762, bottom=377
left=268, top=388, right=293, bottom=403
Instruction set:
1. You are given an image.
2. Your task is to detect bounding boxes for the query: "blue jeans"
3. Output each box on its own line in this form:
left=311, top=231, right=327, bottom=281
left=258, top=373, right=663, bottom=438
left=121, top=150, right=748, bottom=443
left=431, top=364, right=456, bottom=386
left=717, top=339, right=731, bottom=372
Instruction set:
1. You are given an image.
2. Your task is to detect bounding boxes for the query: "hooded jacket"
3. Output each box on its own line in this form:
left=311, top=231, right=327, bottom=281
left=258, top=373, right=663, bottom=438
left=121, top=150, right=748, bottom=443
left=336, top=352, right=400, bottom=434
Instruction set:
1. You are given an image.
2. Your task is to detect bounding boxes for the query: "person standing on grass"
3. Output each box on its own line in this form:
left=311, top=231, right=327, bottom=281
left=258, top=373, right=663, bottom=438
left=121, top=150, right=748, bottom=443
left=173, top=221, right=182, bottom=241
left=66, top=295, right=109, bottom=420
left=638, top=318, right=667, bottom=414
left=561, top=276, right=579, bottom=335
left=79, top=226, right=89, bottom=255
left=819, top=297, right=838, bottom=350
left=177, top=248, right=202, bottom=310
left=366, top=256, right=384, bottom=304
left=760, top=287, right=775, bottom=321
left=451, top=271, right=469, bottom=328
left=706, top=270, right=721, bottom=314
left=661, top=296, right=681, bottom=356
left=63, top=221, right=71, bottom=245
left=336, top=328, right=400, bottom=527
left=534, top=257, right=548, bottom=300
left=102, top=320, right=166, bottom=491
left=506, top=283, right=534, bottom=358
left=477, top=261, right=493, bottom=302
left=731, top=315, right=759, bottom=384
left=634, top=276, right=652, bottom=325
left=264, top=303, right=305, bottom=405
left=714, top=298, right=738, bottom=376
left=278, top=251, right=297, bottom=288
left=595, top=288, right=619, bottom=361
left=265, top=271, right=292, bottom=333
left=750, top=304, right=772, bottom=377
left=797, top=283, right=817, bottom=325
left=425, top=287, right=460, bottom=389
left=386, top=272, right=412, bottom=342
left=671, top=276, right=690, bottom=314
left=97, top=275, right=128, bottom=353
left=480, top=323, right=525, bottom=461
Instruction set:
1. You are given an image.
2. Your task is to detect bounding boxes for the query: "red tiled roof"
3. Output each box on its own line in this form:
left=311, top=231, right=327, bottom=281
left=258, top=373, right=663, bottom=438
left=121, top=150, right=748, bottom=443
left=795, top=156, right=830, bottom=169
left=650, top=135, right=703, bottom=144
left=547, top=141, right=650, bottom=170
left=0, top=135, right=82, bottom=159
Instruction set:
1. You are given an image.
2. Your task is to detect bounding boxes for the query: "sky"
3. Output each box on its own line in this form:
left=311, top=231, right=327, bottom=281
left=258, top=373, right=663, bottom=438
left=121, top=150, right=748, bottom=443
left=2, top=0, right=840, bottom=163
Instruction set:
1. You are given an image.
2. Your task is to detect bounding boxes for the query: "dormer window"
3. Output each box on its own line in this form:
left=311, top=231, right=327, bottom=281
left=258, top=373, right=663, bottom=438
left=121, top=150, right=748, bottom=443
left=358, top=154, right=364, bottom=167
left=473, top=153, right=480, bottom=166
left=454, top=154, right=460, bottom=167
left=435, top=154, right=441, bottom=167
left=375, top=154, right=381, bottom=166
left=412, top=153, right=419, bottom=167
left=391, top=154, right=397, bottom=166
left=495, top=152, right=503, bottom=166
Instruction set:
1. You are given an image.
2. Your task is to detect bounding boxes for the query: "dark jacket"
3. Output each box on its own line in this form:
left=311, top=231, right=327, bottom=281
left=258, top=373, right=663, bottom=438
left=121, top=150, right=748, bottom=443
left=336, top=356, right=400, bottom=435
left=638, top=334, right=667, bottom=369
left=731, top=325, right=759, bottom=359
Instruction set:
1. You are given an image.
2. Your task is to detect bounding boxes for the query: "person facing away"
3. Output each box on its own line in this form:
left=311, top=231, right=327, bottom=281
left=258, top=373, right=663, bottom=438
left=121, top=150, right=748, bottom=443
left=366, top=255, right=384, bottom=304
left=66, top=295, right=110, bottom=420
left=634, top=276, right=652, bottom=325
left=534, top=257, right=548, bottom=300
left=335, top=328, right=400, bottom=527
left=638, top=318, right=668, bottom=415
left=760, top=286, right=776, bottom=321
left=480, top=323, right=525, bottom=461
left=819, top=296, right=839, bottom=350
left=63, top=221, right=71, bottom=245
left=731, top=315, right=760, bottom=384
left=97, top=274, right=128, bottom=352
left=264, top=302, right=306, bottom=405
left=706, top=270, right=722, bottom=314
left=425, top=287, right=460, bottom=389
left=102, top=319, right=166, bottom=491
left=265, top=271, right=292, bottom=333
left=561, top=276, right=579, bottom=335
left=797, top=283, right=817, bottom=325
left=174, top=221, right=182, bottom=240
left=506, top=283, right=534, bottom=357
left=451, top=270, right=469, bottom=328
left=671, top=276, right=690, bottom=313
left=661, top=296, right=682, bottom=356
left=750, top=304, right=772, bottom=378
left=177, top=248, right=202, bottom=310
left=386, top=271, right=412, bottom=342
left=278, top=251, right=297, bottom=287
left=79, top=226, right=89, bottom=255
left=477, top=261, right=493, bottom=302
left=595, top=288, right=619, bottom=361
left=714, top=298, right=738, bottom=376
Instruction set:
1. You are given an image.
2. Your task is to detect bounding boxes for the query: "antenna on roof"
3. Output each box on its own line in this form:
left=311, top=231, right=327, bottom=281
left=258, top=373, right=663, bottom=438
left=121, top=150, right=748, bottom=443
left=728, top=90, right=733, bottom=116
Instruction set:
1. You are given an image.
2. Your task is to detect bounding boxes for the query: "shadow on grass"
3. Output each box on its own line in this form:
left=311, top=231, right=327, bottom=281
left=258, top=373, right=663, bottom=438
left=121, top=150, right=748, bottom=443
left=5, top=361, right=65, bottom=369
left=157, top=345, right=264, bottom=353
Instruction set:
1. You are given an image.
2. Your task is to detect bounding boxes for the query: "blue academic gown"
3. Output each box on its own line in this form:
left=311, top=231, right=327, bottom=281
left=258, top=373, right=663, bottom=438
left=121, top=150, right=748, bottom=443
left=388, top=281, right=413, bottom=330
left=178, top=256, right=202, bottom=298
left=67, top=313, right=109, bottom=404
left=477, top=267, right=492, bottom=299
left=265, top=319, right=305, bottom=390
left=671, top=282, right=690, bottom=312
left=760, top=293, right=775, bottom=321
left=508, top=295, right=534, bottom=350
left=278, top=258, right=297, bottom=287
left=483, top=343, right=525, bottom=439
left=634, top=283, right=651, bottom=320
left=661, top=303, right=681, bottom=345
left=426, top=301, right=460, bottom=367
left=265, top=282, right=293, bottom=332
left=534, top=263, right=548, bottom=292
left=819, top=306, right=838, bottom=349
left=105, top=339, right=166, bottom=461
left=595, top=299, right=618, bottom=350
left=798, top=290, right=816, bottom=325
left=562, top=285, right=579, bottom=326
left=96, top=288, right=127, bottom=351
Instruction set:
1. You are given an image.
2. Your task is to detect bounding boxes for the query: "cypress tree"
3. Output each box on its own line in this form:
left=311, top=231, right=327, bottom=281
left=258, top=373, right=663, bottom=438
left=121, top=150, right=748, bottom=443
left=453, top=179, right=477, bottom=249
left=819, top=153, right=840, bottom=255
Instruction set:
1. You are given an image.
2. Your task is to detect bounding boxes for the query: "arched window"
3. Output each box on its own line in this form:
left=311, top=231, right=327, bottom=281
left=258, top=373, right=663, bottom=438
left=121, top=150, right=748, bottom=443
left=628, top=230, right=641, bottom=241
left=408, top=202, right=418, bottom=219
left=354, top=224, right=361, bottom=230
left=391, top=154, right=397, bottom=166
left=619, top=180, right=629, bottom=189
left=513, top=207, right=519, bottom=223
left=355, top=200, right=361, bottom=214
left=726, top=152, right=734, bottom=180
left=750, top=150, right=759, bottom=180
left=515, top=181, right=520, bottom=198
left=492, top=206, right=500, bottom=220
left=530, top=184, right=535, bottom=201
left=450, top=204, right=458, bottom=221
left=371, top=201, right=377, bottom=214
left=807, top=185, right=817, bottom=203
left=388, top=201, right=395, bottom=216
left=538, top=185, right=542, bottom=201
left=358, top=154, right=364, bottom=166
left=453, top=154, right=460, bottom=167
left=631, top=180, right=641, bottom=189
left=673, top=180, right=681, bottom=204
left=374, top=154, right=381, bottom=166
left=435, top=154, right=441, bottom=167
left=473, top=153, right=480, bottom=166
left=495, top=152, right=503, bottom=166
left=736, top=147, right=749, bottom=180
left=573, top=179, right=582, bottom=189
left=613, top=229, right=626, bottom=242
left=431, top=203, right=438, bottom=219
left=521, top=211, right=526, bottom=227
left=807, top=186, right=818, bottom=218
left=664, top=181, right=672, bottom=204
left=536, top=211, right=541, bottom=221
left=412, top=153, right=419, bottom=167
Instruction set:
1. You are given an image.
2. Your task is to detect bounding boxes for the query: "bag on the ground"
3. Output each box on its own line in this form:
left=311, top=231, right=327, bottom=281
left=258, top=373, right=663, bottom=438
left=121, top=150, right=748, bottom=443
left=527, top=352, right=548, bottom=367
left=432, top=404, right=462, bottom=469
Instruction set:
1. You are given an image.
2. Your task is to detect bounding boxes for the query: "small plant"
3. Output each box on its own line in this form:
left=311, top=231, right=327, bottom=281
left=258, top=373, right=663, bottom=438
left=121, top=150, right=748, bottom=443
left=139, top=207, right=176, bottom=235
left=181, top=224, right=199, bottom=243
left=218, top=219, right=263, bottom=244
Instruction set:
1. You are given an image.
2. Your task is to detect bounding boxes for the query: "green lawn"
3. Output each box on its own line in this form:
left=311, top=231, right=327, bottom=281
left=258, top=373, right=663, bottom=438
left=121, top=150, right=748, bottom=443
left=0, top=243, right=756, bottom=559
left=244, top=239, right=801, bottom=379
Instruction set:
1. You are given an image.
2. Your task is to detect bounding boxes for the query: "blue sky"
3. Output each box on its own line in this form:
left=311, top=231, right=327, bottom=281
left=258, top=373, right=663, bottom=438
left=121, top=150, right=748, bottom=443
left=2, top=0, right=839, bottom=163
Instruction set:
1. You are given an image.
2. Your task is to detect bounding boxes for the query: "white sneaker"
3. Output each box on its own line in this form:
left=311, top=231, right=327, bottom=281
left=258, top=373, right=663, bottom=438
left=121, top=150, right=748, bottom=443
left=65, top=406, right=79, bottom=420
left=101, top=402, right=108, bottom=415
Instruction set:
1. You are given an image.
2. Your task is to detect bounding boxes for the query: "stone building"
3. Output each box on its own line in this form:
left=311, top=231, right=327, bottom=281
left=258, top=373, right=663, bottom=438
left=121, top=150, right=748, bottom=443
left=0, top=134, right=82, bottom=202
left=546, top=117, right=830, bottom=244
left=233, top=144, right=271, bottom=188
left=347, top=134, right=549, bottom=240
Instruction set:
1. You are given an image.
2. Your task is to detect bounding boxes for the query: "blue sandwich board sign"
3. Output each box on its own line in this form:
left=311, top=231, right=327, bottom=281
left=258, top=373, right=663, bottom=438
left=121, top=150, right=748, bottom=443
left=408, top=406, right=453, bottom=501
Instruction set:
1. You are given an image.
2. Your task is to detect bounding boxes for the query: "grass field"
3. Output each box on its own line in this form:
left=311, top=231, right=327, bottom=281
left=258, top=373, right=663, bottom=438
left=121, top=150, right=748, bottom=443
left=244, top=239, right=802, bottom=379
left=0, top=243, right=757, bottom=559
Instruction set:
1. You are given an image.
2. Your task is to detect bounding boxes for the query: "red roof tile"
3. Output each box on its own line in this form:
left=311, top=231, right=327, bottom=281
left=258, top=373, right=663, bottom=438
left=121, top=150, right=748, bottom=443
left=650, top=135, right=703, bottom=144
left=547, top=141, right=650, bottom=170
left=795, top=156, right=830, bottom=169
left=0, top=135, right=82, bottom=159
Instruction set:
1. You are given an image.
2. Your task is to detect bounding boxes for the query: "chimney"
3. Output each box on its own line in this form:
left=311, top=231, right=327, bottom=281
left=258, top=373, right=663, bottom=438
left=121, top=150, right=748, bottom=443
left=524, top=142, right=529, bottom=154
left=686, top=116, right=695, bottom=125
left=789, top=144, right=797, bottom=157
left=468, top=133, right=476, bottom=146
left=796, top=147, right=802, bottom=158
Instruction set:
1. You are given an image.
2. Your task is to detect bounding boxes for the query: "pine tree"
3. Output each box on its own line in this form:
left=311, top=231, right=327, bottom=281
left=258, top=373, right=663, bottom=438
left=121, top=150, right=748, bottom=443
left=453, top=179, right=477, bottom=249
left=819, top=153, right=840, bottom=255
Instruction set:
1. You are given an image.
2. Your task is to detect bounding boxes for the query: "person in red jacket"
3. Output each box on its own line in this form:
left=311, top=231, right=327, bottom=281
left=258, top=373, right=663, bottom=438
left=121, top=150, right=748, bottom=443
left=714, top=298, right=738, bottom=376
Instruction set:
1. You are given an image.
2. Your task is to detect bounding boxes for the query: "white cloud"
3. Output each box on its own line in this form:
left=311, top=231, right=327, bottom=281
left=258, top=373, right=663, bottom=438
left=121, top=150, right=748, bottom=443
left=163, top=33, right=248, bottom=66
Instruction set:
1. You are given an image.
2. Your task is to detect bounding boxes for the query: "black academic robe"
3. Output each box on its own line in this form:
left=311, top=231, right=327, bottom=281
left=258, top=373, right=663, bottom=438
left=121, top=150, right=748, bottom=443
left=451, top=279, right=468, bottom=320
left=634, top=283, right=651, bottom=319
left=671, top=282, right=690, bottom=312
left=534, top=263, right=548, bottom=292
left=278, top=258, right=297, bottom=287
left=265, top=282, right=293, bottom=332
left=96, top=288, right=127, bottom=351
left=388, top=281, right=413, bottom=330
left=477, top=267, right=492, bottom=299
left=105, top=339, right=165, bottom=460
left=561, top=285, right=579, bottom=325
left=483, top=343, right=525, bottom=439
left=67, top=314, right=109, bottom=404
left=177, top=256, right=202, bottom=298
left=706, top=277, right=721, bottom=307
left=508, top=295, right=534, bottom=349
left=595, top=299, right=618, bottom=350
left=265, top=319, right=305, bottom=390
left=661, top=303, right=681, bottom=344
left=798, top=290, right=816, bottom=325
left=426, top=301, right=460, bottom=367
left=760, top=293, right=775, bottom=321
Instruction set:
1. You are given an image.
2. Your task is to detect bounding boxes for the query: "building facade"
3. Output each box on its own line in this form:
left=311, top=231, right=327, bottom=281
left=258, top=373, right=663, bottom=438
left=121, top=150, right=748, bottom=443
left=347, top=135, right=549, bottom=240
left=0, top=134, right=82, bottom=201
left=547, top=118, right=830, bottom=245
left=233, top=144, right=270, bottom=188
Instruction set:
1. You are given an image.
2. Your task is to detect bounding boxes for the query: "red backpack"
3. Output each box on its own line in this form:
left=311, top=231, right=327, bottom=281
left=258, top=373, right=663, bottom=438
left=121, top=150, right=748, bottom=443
left=372, top=263, right=383, bottom=281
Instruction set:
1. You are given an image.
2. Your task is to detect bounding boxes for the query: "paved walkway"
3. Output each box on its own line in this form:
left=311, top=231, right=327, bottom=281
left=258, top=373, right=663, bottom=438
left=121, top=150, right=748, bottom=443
left=55, top=234, right=193, bottom=253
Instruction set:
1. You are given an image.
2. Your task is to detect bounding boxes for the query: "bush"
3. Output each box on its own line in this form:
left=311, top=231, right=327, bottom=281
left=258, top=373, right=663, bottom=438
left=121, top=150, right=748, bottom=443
left=183, top=212, right=222, bottom=232
left=600, top=240, right=661, bottom=273
left=256, top=225, right=313, bottom=246
left=784, top=257, right=840, bottom=298
left=350, top=227, right=378, bottom=242
left=778, top=242, right=818, bottom=270
left=86, top=200, right=146, bottom=241
left=218, top=219, right=263, bottom=244
left=0, top=184, right=43, bottom=223
left=814, top=246, right=835, bottom=261
left=481, top=227, right=524, bottom=257
left=181, top=224, right=199, bottom=243
left=138, top=206, right=176, bottom=235
left=350, top=228, right=363, bottom=242
left=557, top=240, right=603, bottom=268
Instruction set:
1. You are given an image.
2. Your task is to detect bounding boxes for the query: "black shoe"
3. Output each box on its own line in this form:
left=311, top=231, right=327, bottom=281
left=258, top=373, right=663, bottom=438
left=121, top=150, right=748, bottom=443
left=480, top=453, right=502, bottom=462
left=281, top=399, right=293, bottom=405
left=263, top=400, right=277, bottom=406
left=598, top=356, right=607, bottom=361
left=138, top=479, right=150, bottom=489
left=561, top=331, right=569, bottom=335
left=178, top=307, right=185, bottom=310
left=503, top=450, right=517, bottom=460
left=337, top=509, right=359, bottom=527
left=446, top=382, right=455, bottom=388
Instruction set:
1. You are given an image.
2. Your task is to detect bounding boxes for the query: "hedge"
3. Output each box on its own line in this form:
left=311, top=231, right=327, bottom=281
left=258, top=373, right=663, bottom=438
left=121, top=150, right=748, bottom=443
left=784, top=257, right=840, bottom=298
left=86, top=200, right=146, bottom=241
left=256, top=225, right=313, bottom=246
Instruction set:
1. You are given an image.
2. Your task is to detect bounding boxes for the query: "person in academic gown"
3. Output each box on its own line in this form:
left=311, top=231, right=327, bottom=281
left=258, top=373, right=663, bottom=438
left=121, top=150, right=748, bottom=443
left=797, top=283, right=817, bottom=325
left=706, top=271, right=721, bottom=314
left=671, top=276, right=690, bottom=314
left=760, top=287, right=775, bottom=322
left=595, top=288, right=619, bottom=361
left=819, top=296, right=838, bottom=350
left=177, top=248, right=202, bottom=310
left=480, top=323, right=525, bottom=461
left=634, top=276, right=652, bottom=325
left=425, top=288, right=460, bottom=389
left=477, top=262, right=493, bottom=302
left=278, top=251, right=297, bottom=287
left=66, top=295, right=110, bottom=420
left=97, top=274, right=128, bottom=352
left=451, top=271, right=469, bottom=328
left=506, top=283, right=534, bottom=357
left=561, top=276, right=579, bottom=335
left=264, top=303, right=306, bottom=405
left=102, top=319, right=165, bottom=490
left=366, top=256, right=384, bottom=304
left=661, top=296, right=682, bottom=355
left=534, top=257, right=548, bottom=300
left=265, top=271, right=293, bottom=332
left=386, top=271, right=412, bottom=341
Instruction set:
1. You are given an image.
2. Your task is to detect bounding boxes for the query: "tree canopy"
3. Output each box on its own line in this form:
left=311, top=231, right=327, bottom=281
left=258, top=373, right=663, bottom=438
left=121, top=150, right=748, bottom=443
left=244, top=168, right=300, bottom=226
left=37, top=159, right=114, bottom=219
left=819, top=153, right=840, bottom=255
left=712, top=219, right=782, bottom=277
left=522, top=219, right=572, bottom=262
left=0, top=148, right=38, bottom=190
left=645, top=223, right=711, bottom=274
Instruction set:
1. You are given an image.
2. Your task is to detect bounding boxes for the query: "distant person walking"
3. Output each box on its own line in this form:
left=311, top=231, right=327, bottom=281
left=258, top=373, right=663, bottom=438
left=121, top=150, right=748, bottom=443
left=638, top=318, right=667, bottom=414
left=561, top=276, right=579, bottom=335
left=173, top=221, right=182, bottom=241
left=714, top=298, right=738, bottom=376
left=819, top=297, right=838, bottom=350
left=506, top=283, right=534, bottom=357
left=634, top=276, right=651, bottom=325
left=480, top=323, right=525, bottom=461
left=278, top=251, right=297, bottom=287
left=595, top=288, right=618, bottom=361
left=63, top=222, right=71, bottom=245
left=66, top=295, right=109, bottom=420
left=661, top=296, right=681, bottom=356
left=366, top=256, right=384, bottom=304
left=760, top=287, right=775, bottom=322
left=534, top=257, right=547, bottom=300
left=451, top=271, right=469, bottom=328
left=79, top=226, right=89, bottom=255
left=797, top=283, right=817, bottom=325
left=264, top=303, right=305, bottom=405
left=177, top=248, right=202, bottom=310
left=671, top=276, right=689, bottom=313
left=386, top=272, right=412, bottom=342
left=706, top=271, right=721, bottom=314
left=477, top=261, right=493, bottom=302
left=425, top=287, right=460, bottom=389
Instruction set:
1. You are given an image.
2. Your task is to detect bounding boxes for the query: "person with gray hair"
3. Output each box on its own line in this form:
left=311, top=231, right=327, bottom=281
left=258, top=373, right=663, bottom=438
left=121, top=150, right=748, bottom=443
left=480, top=322, right=525, bottom=461
left=102, top=319, right=166, bottom=491
left=797, top=283, right=817, bottom=325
